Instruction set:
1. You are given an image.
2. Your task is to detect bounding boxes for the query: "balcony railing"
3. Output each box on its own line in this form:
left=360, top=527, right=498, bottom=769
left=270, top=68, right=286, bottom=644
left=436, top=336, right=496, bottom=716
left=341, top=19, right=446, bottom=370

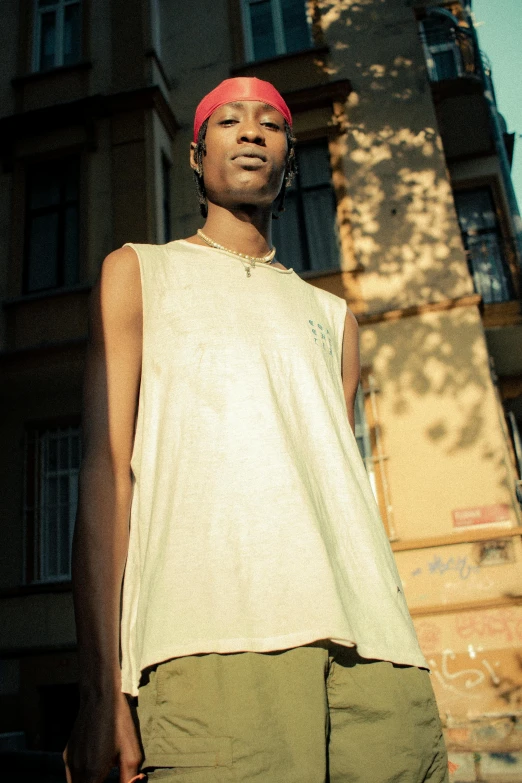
left=463, top=235, right=518, bottom=304
left=419, top=16, right=479, bottom=84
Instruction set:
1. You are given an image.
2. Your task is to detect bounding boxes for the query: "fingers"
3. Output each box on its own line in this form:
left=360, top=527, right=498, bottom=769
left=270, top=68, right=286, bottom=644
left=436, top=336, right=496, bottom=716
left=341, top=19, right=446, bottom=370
left=119, top=748, right=143, bottom=783
left=63, top=749, right=112, bottom=783
left=63, top=745, right=72, bottom=783
left=121, top=771, right=146, bottom=783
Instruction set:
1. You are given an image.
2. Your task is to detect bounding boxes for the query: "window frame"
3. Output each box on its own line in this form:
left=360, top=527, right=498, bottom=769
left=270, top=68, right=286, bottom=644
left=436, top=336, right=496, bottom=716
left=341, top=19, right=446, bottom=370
left=23, top=154, right=81, bottom=295
left=32, top=0, right=82, bottom=72
left=23, top=417, right=82, bottom=585
left=273, top=136, right=340, bottom=274
left=241, top=0, right=312, bottom=63
left=150, top=0, right=161, bottom=58
left=507, top=411, right=522, bottom=478
left=354, top=384, right=377, bottom=499
left=452, top=184, right=515, bottom=304
left=358, top=369, right=397, bottom=541
left=419, top=18, right=463, bottom=82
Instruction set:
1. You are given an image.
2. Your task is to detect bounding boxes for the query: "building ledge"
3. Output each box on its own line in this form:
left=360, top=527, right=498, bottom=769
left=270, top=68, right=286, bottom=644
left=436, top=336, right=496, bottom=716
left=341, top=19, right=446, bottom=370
left=0, top=581, right=71, bottom=600
left=2, top=283, right=92, bottom=309
left=0, top=85, right=179, bottom=163
left=392, top=525, right=522, bottom=553
left=11, top=60, right=93, bottom=89
left=357, top=294, right=482, bottom=326
left=282, top=79, right=352, bottom=114
left=481, top=299, right=522, bottom=328
left=429, top=72, right=484, bottom=103
left=145, top=46, right=172, bottom=91
left=0, top=338, right=87, bottom=368
left=231, top=45, right=330, bottom=75
left=298, top=265, right=342, bottom=280
left=230, top=47, right=347, bottom=103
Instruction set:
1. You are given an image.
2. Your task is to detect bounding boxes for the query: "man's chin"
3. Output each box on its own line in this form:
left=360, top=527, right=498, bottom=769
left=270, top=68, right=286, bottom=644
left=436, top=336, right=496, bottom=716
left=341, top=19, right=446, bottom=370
left=228, top=178, right=280, bottom=205
left=212, top=194, right=277, bottom=213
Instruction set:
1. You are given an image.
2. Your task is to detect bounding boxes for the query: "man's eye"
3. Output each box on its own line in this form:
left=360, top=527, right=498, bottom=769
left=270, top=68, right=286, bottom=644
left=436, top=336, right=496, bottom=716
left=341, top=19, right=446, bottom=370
left=220, top=119, right=237, bottom=125
left=263, top=122, right=281, bottom=130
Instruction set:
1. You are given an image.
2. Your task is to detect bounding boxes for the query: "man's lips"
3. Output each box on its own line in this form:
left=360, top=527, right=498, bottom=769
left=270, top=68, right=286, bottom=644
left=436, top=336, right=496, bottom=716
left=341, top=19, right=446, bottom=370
left=232, top=149, right=267, bottom=164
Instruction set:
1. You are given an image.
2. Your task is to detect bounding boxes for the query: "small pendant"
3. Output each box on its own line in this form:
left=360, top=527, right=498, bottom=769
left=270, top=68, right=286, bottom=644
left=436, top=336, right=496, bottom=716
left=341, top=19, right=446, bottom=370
left=246, top=267, right=251, bottom=277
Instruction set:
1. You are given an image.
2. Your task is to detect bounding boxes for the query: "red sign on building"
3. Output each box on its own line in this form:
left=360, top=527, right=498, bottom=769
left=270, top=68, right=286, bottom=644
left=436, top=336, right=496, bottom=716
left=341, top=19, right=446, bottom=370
left=452, top=504, right=512, bottom=528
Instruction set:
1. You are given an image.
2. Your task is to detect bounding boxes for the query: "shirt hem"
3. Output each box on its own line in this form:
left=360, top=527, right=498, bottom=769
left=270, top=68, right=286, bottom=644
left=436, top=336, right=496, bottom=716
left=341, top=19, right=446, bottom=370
left=121, top=629, right=428, bottom=696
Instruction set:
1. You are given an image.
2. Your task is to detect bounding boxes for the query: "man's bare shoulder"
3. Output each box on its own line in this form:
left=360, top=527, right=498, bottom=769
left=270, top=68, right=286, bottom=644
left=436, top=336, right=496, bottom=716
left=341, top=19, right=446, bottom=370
left=92, top=246, right=142, bottom=330
left=100, top=245, right=140, bottom=282
left=99, top=247, right=141, bottom=306
left=344, top=305, right=359, bottom=336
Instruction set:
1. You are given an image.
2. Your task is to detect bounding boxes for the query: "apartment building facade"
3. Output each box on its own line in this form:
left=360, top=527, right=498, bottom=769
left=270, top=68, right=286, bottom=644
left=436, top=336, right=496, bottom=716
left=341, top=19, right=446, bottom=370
left=0, top=0, right=521, bottom=778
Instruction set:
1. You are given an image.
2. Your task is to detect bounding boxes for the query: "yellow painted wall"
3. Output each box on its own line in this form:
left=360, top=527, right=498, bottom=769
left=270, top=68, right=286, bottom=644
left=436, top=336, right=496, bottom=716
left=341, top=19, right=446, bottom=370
left=413, top=605, right=522, bottom=752
left=322, top=0, right=474, bottom=309
left=359, top=306, right=520, bottom=541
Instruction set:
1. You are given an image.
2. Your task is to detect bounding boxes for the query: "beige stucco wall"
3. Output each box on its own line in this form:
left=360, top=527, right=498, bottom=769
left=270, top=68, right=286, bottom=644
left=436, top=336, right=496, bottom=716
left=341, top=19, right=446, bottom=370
left=360, top=304, right=521, bottom=541
left=321, top=0, right=474, bottom=311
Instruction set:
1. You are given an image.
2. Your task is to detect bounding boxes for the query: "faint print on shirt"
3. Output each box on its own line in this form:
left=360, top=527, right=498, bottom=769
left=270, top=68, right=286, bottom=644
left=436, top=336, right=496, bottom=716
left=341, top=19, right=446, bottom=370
left=308, top=319, right=333, bottom=355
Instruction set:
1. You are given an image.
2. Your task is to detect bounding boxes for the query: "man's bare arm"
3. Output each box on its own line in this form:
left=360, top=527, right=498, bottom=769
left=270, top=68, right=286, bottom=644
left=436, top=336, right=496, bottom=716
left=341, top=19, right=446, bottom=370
left=340, top=307, right=361, bottom=434
left=64, top=246, right=143, bottom=783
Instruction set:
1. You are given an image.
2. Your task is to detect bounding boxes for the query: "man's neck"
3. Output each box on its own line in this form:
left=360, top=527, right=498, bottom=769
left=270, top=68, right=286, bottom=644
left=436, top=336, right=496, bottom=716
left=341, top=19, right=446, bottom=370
left=197, top=204, right=273, bottom=257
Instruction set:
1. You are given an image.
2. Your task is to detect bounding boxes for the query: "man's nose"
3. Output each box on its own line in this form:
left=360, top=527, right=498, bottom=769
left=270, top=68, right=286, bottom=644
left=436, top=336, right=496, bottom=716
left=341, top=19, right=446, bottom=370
left=237, top=121, right=264, bottom=144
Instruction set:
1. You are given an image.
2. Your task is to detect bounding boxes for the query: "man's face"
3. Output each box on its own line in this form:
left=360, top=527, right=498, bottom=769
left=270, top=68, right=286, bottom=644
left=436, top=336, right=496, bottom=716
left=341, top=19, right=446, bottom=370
left=191, top=100, right=289, bottom=210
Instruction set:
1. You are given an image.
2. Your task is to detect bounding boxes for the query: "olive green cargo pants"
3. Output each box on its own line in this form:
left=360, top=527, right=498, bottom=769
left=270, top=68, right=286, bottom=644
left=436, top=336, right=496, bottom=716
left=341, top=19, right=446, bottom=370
left=136, top=642, right=449, bottom=782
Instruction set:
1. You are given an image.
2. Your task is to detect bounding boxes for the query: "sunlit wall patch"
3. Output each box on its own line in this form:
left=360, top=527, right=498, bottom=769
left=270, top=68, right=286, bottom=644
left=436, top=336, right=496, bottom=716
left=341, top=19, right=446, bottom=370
left=308, top=319, right=333, bottom=356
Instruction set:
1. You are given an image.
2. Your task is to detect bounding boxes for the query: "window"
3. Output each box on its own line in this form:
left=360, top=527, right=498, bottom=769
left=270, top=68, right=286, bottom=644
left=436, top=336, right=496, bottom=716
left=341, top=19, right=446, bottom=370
left=356, top=372, right=396, bottom=540
left=242, top=0, right=312, bottom=62
left=151, top=0, right=161, bottom=56
left=24, top=422, right=82, bottom=583
left=354, top=385, right=377, bottom=500
left=161, top=153, right=172, bottom=244
left=506, top=411, right=522, bottom=504
left=419, top=16, right=462, bottom=82
left=453, top=187, right=514, bottom=304
left=24, top=156, right=80, bottom=294
left=272, top=139, right=339, bottom=273
left=33, top=0, right=82, bottom=72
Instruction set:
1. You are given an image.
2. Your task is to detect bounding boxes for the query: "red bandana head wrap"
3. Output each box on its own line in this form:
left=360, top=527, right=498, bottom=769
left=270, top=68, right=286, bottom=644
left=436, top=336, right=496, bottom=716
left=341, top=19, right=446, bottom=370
left=193, top=77, right=292, bottom=143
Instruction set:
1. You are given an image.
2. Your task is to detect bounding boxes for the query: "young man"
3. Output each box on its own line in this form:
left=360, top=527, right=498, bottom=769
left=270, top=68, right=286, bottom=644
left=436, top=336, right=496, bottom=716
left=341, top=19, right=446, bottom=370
left=64, top=77, right=449, bottom=783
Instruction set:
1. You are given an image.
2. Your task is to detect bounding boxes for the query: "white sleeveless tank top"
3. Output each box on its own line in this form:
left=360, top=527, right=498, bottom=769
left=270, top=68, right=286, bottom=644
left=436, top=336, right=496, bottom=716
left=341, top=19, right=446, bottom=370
left=119, top=240, right=427, bottom=696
